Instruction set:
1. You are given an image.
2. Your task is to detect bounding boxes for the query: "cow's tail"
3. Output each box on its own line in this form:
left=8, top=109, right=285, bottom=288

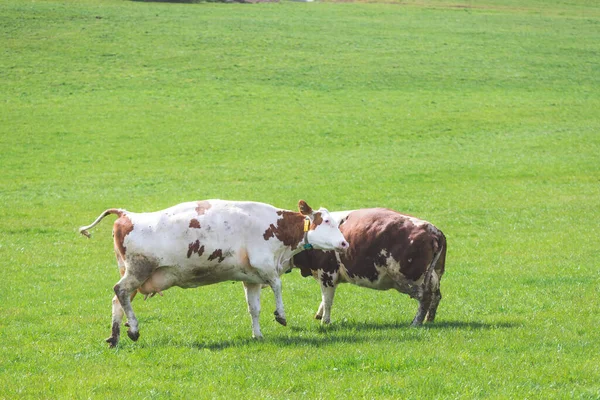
left=423, top=230, right=446, bottom=289
left=79, top=208, right=124, bottom=238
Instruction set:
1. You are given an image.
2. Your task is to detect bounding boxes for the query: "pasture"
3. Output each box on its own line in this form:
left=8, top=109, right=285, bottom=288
left=1, top=0, right=599, bottom=397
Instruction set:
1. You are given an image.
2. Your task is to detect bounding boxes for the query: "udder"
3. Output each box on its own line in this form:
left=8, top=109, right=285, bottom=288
left=138, top=268, right=175, bottom=298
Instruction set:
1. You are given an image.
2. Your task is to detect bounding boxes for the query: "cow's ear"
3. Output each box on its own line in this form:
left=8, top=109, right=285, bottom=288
left=298, top=200, right=313, bottom=216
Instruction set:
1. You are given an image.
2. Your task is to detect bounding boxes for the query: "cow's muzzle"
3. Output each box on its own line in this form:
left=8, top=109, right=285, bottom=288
left=337, top=240, right=349, bottom=252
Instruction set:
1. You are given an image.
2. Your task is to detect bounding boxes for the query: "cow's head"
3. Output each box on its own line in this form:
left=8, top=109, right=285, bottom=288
left=298, top=200, right=348, bottom=252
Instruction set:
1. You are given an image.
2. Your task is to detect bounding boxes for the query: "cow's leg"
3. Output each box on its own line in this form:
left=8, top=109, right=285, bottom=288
left=107, top=291, right=138, bottom=347
left=315, top=270, right=338, bottom=324
left=113, top=263, right=154, bottom=343
left=268, top=277, right=287, bottom=327
left=426, top=289, right=442, bottom=323
left=411, top=291, right=433, bottom=326
left=315, top=301, right=325, bottom=320
left=245, top=253, right=286, bottom=334
left=243, top=282, right=263, bottom=339
left=411, top=268, right=439, bottom=326
left=425, top=270, right=442, bottom=322
left=106, top=262, right=129, bottom=347
left=106, top=294, right=124, bottom=347
left=317, top=283, right=337, bottom=325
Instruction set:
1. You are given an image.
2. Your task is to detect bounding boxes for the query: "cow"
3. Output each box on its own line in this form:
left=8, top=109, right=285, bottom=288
left=79, top=199, right=349, bottom=347
left=292, top=208, right=446, bottom=326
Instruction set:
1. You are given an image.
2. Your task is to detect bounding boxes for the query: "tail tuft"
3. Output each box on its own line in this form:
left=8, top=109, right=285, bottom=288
left=79, top=228, right=91, bottom=238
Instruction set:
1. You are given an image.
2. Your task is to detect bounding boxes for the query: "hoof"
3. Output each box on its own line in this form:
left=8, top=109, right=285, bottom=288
left=105, top=336, right=119, bottom=348
left=127, top=329, right=140, bottom=341
left=274, top=311, right=287, bottom=326
left=314, top=314, right=323, bottom=320
left=426, top=312, right=436, bottom=323
left=252, top=334, right=264, bottom=340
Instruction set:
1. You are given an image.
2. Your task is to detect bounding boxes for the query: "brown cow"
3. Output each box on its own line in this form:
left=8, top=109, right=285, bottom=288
left=292, top=208, right=446, bottom=326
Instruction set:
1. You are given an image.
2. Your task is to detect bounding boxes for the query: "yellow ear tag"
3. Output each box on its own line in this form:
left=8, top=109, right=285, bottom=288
left=304, top=219, right=310, bottom=232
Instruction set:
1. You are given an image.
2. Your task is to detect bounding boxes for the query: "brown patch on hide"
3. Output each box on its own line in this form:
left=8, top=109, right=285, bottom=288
left=262, top=210, right=304, bottom=249
left=311, top=212, right=323, bottom=229
left=208, top=249, right=225, bottom=263
left=189, top=218, right=201, bottom=229
left=292, top=250, right=315, bottom=278
left=293, top=248, right=339, bottom=278
left=195, top=201, right=212, bottom=216
left=263, top=223, right=277, bottom=241
left=187, top=240, right=205, bottom=258
left=321, top=271, right=335, bottom=288
left=238, top=248, right=251, bottom=268
left=338, top=208, right=439, bottom=282
left=113, top=213, right=134, bottom=257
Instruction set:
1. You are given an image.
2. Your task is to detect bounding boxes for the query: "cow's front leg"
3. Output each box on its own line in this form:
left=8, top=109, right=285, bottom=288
left=315, top=301, right=325, bottom=321
left=268, top=277, right=287, bottom=326
left=315, top=270, right=337, bottom=324
left=243, top=282, right=263, bottom=339
left=318, top=283, right=337, bottom=324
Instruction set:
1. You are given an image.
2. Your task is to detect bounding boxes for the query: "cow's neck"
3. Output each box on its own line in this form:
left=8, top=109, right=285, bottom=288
left=273, top=211, right=306, bottom=252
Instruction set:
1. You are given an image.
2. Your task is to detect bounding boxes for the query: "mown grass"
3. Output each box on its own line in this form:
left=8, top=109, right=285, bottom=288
left=1, top=0, right=599, bottom=398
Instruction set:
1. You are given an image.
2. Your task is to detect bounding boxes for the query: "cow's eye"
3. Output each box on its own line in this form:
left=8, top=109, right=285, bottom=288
left=324, top=219, right=330, bottom=224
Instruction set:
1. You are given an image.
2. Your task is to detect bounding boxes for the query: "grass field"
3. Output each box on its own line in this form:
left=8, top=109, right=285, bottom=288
left=1, top=0, right=599, bottom=398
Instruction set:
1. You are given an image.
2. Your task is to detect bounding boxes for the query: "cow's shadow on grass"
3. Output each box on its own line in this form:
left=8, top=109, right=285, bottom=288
left=421, top=320, right=519, bottom=330
left=183, top=319, right=519, bottom=351
left=320, top=319, right=519, bottom=332
left=190, top=334, right=375, bottom=351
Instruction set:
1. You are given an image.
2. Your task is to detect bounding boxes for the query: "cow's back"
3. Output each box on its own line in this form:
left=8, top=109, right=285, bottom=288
left=339, top=208, right=443, bottom=285
left=118, top=200, right=280, bottom=270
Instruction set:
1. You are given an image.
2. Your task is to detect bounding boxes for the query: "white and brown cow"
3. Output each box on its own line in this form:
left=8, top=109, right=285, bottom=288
left=292, top=208, right=446, bottom=326
left=79, top=199, right=348, bottom=347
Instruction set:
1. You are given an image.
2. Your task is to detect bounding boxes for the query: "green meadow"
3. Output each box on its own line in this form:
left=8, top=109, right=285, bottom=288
left=1, top=0, right=599, bottom=397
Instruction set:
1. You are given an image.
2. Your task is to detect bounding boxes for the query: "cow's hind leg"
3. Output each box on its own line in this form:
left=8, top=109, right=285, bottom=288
left=411, top=290, right=433, bottom=326
left=106, top=294, right=124, bottom=347
left=426, top=288, right=442, bottom=323
left=112, top=258, right=156, bottom=344
left=106, top=291, right=138, bottom=348
left=425, top=268, right=442, bottom=322
left=427, top=253, right=445, bottom=323
left=412, top=269, right=440, bottom=326
left=106, top=261, right=128, bottom=348
left=113, top=276, right=144, bottom=342
left=243, top=282, right=263, bottom=339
